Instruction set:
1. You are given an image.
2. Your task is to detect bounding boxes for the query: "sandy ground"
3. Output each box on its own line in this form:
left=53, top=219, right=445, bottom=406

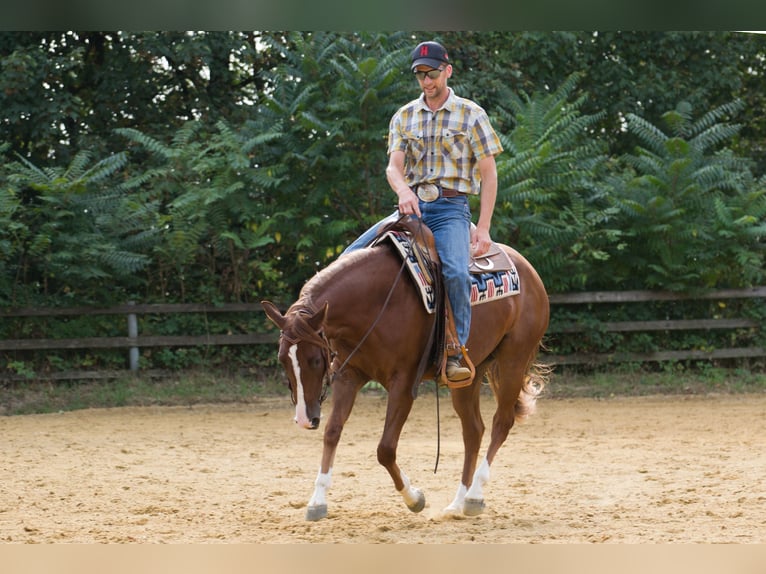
left=1, top=391, right=765, bottom=544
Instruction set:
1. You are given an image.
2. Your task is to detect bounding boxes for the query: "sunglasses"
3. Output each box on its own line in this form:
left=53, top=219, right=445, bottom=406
left=413, top=68, right=444, bottom=81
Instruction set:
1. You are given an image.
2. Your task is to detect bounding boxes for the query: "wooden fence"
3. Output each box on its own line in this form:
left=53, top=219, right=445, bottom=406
left=545, top=286, right=766, bottom=365
left=0, top=303, right=274, bottom=380
left=2, top=287, right=765, bottom=379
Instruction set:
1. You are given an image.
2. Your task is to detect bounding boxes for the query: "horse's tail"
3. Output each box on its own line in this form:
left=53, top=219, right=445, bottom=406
left=514, top=359, right=551, bottom=422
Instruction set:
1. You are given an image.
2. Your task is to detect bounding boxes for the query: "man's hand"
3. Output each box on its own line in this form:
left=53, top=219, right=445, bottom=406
left=397, top=188, right=422, bottom=218
left=387, top=151, right=421, bottom=218
left=471, top=226, right=492, bottom=257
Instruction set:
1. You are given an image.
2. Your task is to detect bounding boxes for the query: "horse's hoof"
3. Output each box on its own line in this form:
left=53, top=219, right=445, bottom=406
left=463, top=498, right=485, bottom=516
left=305, top=504, right=328, bottom=521
left=441, top=504, right=464, bottom=518
left=407, top=490, right=426, bottom=513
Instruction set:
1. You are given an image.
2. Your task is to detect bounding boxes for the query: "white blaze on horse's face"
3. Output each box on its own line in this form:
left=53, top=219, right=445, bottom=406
left=287, top=343, right=313, bottom=429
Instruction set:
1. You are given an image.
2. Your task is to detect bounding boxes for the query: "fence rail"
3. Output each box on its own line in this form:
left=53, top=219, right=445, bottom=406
left=543, top=287, right=765, bottom=366
left=2, top=287, right=764, bottom=378
left=0, top=303, right=274, bottom=356
left=547, top=286, right=766, bottom=304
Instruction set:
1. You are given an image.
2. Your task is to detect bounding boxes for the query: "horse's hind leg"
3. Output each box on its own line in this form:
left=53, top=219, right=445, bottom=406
left=443, top=375, right=485, bottom=515
left=463, top=342, right=532, bottom=515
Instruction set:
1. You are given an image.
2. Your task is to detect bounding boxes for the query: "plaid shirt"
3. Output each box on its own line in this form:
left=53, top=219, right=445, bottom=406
left=387, top=88, right=503, bottom=195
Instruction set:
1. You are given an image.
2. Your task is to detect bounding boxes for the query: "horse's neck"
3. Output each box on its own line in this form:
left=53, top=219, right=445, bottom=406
left=301, top=247, right=402, bottom=339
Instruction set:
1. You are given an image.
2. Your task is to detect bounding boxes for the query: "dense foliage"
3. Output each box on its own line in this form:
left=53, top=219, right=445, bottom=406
left=1, top=31, right=765, bottom=375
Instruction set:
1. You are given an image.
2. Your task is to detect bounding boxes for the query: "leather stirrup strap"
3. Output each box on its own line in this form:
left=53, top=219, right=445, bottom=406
left=437, top=299, right=475, bottom=390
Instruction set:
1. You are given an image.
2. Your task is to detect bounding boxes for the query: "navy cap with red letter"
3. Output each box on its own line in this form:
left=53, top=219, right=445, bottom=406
left=410, top=41, right=450, bottom=71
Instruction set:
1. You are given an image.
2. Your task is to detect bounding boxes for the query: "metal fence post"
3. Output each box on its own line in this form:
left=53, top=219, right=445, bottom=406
left=127, top=301, right=139, bottom=371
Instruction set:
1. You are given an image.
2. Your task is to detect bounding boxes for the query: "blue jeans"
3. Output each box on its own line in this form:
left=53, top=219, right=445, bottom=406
left=343, top=196, right=472, bottom=348
left=342, top=211, right=401, bottom=253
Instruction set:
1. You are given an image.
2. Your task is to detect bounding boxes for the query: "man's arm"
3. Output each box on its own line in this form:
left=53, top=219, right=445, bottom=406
left=386, top=150, right=421, bottom=218
left=471, top=155, right=498, bottom=257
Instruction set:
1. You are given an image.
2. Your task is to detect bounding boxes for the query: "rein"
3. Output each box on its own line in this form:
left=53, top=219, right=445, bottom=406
left=331, top=246, right=409, bottom=379
left=282, top=220, right=411, bottom=405
left=331, top=215, right=439, bottom=385
left=405, top=220, right=445, bottom=474
left=290, top=216, right=445, bottom=472
left=373, top=216, right=445, bottom=474
left=374, top=216, right=445, bottom=474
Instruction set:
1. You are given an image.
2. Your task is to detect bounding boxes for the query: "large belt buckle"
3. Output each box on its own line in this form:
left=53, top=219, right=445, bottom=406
left=416, top=183, right=439, bottom=202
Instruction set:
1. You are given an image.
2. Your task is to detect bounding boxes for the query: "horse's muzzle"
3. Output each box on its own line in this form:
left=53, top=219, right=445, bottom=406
left=294, top=404, right=322, bottom=430
left=294, top=415, right=320, bottom=430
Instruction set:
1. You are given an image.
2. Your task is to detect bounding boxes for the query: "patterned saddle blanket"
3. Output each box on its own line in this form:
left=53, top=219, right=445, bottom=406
left=380, top=230, right=520, bottom=314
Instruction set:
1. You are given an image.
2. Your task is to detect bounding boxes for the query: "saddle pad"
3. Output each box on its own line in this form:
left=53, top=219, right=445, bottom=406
left=381, top=231, right=520, bottom=314
left=470, top=267, right=520, bottom=306
left=382, top=231, right=438, bottom=313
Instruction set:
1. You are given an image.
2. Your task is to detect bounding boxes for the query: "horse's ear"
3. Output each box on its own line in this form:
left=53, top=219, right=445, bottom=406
left=307, top=301, right=329, bottom=331
left=261, top=301, right=286, bottom=329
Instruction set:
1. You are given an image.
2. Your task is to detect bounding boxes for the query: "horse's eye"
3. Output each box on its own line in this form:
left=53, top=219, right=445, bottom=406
left=309, top=357, right=323, bottom=369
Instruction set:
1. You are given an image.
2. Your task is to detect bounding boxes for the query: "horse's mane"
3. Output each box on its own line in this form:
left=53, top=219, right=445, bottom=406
left=294, top=248, right=371, bottom=316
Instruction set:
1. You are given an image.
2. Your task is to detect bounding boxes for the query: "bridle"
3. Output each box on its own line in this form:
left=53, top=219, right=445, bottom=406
left=280, top=322, right=335, bottom=406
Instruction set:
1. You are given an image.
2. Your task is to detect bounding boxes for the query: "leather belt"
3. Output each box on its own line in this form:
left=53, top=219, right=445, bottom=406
left=415, top=183, right=463, bottom=202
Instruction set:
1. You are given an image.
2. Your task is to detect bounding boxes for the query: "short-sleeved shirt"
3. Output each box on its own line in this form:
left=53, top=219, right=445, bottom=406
left=387, top=88, right=503, bottom=195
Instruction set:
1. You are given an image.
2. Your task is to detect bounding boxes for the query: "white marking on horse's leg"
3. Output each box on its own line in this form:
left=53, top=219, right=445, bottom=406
left=308, top=467, right=332, bottom=507
left=444, top=483, right=467, bottom=515
left=466, top=457, right=490, bottom=500
left=444, top=482, right=468, bottom=514
left=306, top=467, right=332, bottom=521
left=464, top=457, right=490, bottom=516
left=398, top=471, right=426, bottom=513
left=288, top=344, right=312, bottom=429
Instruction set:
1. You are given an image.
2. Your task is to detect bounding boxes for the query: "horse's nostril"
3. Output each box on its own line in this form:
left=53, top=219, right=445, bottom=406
left=310, top=417, right=320, bottom=429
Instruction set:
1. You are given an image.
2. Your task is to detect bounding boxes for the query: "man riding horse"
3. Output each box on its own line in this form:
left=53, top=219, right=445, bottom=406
left=343, top=40, right=503, bottom=385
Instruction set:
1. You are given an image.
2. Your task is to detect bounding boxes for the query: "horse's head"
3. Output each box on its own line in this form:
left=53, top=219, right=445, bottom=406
left=261, top=300, right=332, bottom=430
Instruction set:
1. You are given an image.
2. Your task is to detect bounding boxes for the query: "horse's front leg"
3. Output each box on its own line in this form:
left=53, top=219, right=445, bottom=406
left=377, top=383, right=425, bottom=513
left=305, top=372, right=362, bottom=521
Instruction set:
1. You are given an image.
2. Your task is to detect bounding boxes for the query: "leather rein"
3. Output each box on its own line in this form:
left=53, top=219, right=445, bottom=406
left=294, top=216, right=437, bottom=404
left=286, top=216, right=445, bottom=472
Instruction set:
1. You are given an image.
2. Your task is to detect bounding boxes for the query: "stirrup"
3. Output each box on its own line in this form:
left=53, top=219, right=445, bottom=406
left=446, top=357, right=471, bottom=382
left=439, top=346, right=475, bottom=389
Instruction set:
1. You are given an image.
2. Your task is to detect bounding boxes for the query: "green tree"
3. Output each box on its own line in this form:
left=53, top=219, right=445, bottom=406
left=440, top=31, right=766, bottom=168
left=2, top=31, right=766, bottom=306
left=0, top=32, right=282, bottom=164
left=252, top=31, right=414, bottom=293
left=610, top=100, right=766, bottom=291
left=492, top=73, right=620, bottom=292
left=116, top=119, right=287, bottom=303
left=0, top=149, right=151, bottom=305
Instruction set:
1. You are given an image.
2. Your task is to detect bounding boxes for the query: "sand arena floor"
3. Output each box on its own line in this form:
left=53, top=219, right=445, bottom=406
left=1, top=392, right=765, bottom=543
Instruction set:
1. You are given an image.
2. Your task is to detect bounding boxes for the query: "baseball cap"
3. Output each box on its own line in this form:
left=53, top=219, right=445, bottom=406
left=410, top=41, right=450, bottom=71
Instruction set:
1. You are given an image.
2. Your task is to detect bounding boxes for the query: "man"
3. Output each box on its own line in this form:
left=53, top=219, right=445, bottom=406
left=344, top=40, right=503, bottom=383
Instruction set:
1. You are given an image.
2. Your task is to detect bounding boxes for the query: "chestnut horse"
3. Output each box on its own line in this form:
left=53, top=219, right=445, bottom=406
left=261, top=224, right=549, bottom=521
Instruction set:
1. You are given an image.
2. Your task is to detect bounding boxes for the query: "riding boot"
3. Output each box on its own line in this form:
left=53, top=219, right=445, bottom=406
left=445, top=356, right=471, bottom=382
